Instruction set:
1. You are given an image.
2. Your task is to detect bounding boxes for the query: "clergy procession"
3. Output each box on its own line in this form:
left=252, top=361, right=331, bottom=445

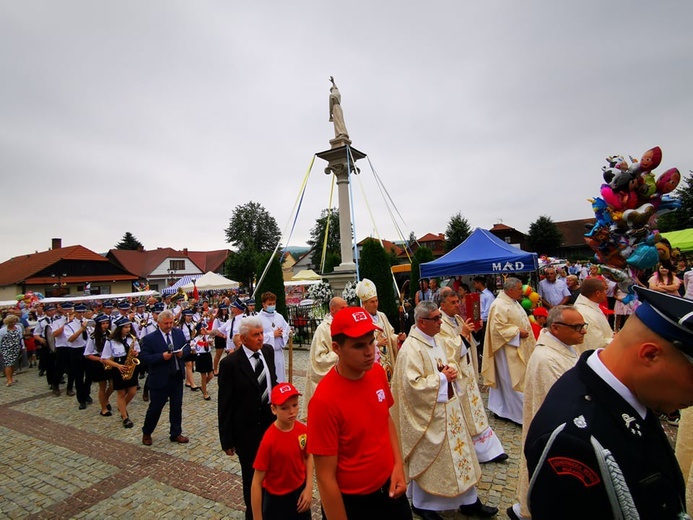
left=3, top=269, right=693, bottom=519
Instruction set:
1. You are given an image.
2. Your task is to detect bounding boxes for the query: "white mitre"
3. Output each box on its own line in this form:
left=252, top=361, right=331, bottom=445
left=356, top=278, right=377, bottom=302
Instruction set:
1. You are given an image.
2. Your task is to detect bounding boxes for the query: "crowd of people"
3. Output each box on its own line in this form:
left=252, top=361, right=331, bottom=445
left=3, top=263, right=693, bottom=519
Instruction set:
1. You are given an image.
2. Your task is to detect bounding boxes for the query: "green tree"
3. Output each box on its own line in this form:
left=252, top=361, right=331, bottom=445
left=657, top=172, right=693, bottom=232
left=115, top=232, right=143, bottom=250
left=307, top=209, right=342, bottom=272
left=360, top=239, right=399, bottom=329
left=223, top=201, right=281, bottom=288
left=255, top=252, right=287, bottom=317
left=409, top=246, right=434, bottom=300
left=444, top=212, right=472, bottom=252
left=527, top=215, right=564, bottom=256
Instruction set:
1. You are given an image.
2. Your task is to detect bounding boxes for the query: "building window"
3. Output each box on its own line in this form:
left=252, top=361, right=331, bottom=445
left=169, top=260, right=185, bottom=271
left=504, top=237, right=511, bottom=243
left=98, top=286, right=111, bottom=295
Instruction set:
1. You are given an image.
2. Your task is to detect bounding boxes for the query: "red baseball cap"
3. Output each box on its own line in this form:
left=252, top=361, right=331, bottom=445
left=271, top=382, right=301, bottom=405
left=330, top=307, right=382, bottom=338
left=533, top=307, right=549, bottom=318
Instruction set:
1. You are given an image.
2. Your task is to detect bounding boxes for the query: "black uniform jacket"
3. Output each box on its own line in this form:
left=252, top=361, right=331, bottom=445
left=525, top=351, right=686, bottom=520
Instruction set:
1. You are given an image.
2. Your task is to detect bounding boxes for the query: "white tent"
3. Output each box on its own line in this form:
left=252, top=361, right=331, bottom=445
left=291, top=269, right=322, bottom=281
left=181, top=271, right=239, bottom=291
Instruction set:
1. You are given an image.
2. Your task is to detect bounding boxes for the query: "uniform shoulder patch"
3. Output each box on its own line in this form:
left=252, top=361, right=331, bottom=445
left=548, top=457, right=601, bottom=487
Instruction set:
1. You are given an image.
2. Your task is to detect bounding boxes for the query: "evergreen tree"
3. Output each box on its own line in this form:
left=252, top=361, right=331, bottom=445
left=409, top=246, right=434, bottom=300
left=444, top=212, right=472, bottom=252
left=657, top=172, right=693, bottom=232
left=255, top=252, right=287, bottom=317
left=360, top=239, right=399, bottom=329
left=115, top=232, right=143, bottom=250
left=307, top=209, right=343, bottom=272
left=223, top=201, right=281, bottom=289
left=527, top=215, right=564, bottom=256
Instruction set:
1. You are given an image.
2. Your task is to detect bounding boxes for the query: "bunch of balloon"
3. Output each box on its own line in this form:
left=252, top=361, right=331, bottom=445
left=584, top=146, right=682, bottom=302
left=520, top=284, right=541, bottom=313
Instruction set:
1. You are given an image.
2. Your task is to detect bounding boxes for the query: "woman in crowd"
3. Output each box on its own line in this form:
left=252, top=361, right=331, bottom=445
left=101, top=317, right=139, bottom=428
left=192, top=322, right=214, bottom=400
left=0, top=315, right=24, bottom=386
left=179, top=309, right=200, bottom=390
left=211, top=303, right=229, bottom=376
left=648, top=262, right=682, bottom=295
left=84, top=314, right=114, bottom=416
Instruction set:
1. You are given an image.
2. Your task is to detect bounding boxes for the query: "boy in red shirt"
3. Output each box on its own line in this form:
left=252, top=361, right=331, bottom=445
left=308, top=307, right=411, bottom=519
left=251, top=382, right=313, bottom=520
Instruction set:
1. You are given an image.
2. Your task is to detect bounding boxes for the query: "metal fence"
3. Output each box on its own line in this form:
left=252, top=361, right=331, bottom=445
left=286, top=302, right=329, bottom=348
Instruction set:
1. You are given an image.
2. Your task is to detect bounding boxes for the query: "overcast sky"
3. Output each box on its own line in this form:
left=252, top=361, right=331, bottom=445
left=2, top=1, right=692, bottom=262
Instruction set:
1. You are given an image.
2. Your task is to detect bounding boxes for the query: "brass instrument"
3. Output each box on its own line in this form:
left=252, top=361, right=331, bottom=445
left=121, top=334, right=141, bottom=380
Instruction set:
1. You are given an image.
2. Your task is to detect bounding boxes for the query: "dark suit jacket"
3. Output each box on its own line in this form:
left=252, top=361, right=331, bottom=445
left=140, top=328, right=191, bottom=390
left=218, top=344, right=277, bottom=453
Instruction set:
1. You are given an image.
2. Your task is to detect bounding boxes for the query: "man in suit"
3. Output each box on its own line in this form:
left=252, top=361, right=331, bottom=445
left=218, top=316, right=277, bottom=520
left=140, top=309, right=191, bottom=446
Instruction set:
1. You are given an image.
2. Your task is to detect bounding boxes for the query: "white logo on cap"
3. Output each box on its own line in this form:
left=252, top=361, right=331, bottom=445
left=352, top=311, right=369, bottom=323
left=279, top=384, right=292, bottom=394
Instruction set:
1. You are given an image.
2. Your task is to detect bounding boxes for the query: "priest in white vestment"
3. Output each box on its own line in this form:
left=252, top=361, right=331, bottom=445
left=481, top=277, right=535, bottom=425
left=509, top=305, right=584, bottom=520
left=437, top=286, right=507, bottom=463
left=392, top=301, right=498, bottom=520
left=573, top=277, right=614, bottom=355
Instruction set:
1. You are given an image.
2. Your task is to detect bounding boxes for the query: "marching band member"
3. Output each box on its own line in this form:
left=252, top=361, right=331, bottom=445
left=211, top=303, right=230, bottom=376
left=84, top=314, right=114, bottom=416
left=65, top=303, right=92, bottom=410
left=192, top=322, right=214, bottom=400
left=101, top=316, right=140, bottom=428
left=179, top=309, right=200, bottom=391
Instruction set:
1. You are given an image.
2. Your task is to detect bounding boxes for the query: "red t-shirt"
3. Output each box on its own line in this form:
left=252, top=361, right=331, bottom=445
left=307, top=363, right=394, bottom=494
left=253, top=421, right=308, bottom=495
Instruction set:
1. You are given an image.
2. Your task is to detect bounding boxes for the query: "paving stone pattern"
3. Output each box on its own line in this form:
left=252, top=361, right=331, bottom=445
left=0, top=349, right=678, bottom=519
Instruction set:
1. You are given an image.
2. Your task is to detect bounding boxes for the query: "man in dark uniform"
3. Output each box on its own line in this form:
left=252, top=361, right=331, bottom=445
left=524, top=286, right=693, bottom=519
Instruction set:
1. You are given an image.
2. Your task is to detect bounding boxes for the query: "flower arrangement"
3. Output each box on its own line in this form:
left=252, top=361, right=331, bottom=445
left=306, top=281, right=333, bottom=304
left=342, top=281, right=359, bottom=306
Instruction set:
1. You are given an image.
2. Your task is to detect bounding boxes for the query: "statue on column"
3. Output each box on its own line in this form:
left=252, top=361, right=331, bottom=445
left=329, top=76, right=349, bottom=139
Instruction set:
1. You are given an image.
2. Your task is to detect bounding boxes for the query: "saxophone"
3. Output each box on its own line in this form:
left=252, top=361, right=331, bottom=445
left=121, top=334, right=141, bottom=380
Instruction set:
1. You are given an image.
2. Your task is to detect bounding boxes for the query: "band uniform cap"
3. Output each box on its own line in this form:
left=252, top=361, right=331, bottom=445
left=218, top=303, right=229, bottom=310
left=533, top=307, right=549, bottom=318
left=44, top=304, right=56, bottom=311
left=114, top=316, right=131, bottom=328
left=61, top=302, right=74, bottom=309
left=634, top=286, right=693, bottom=357
left=271, top=382, right=301, bottom=406
left=135, top=301, right=145, bottom=307
left=356, top=278, right=378, bottom=302
left=331, top=307, right=381, bottom=338
left=182, top=309, right=194, bottom=316
left=74, top=304, right=88, bottom=312
left=94, top=314, right=111, bottom=324
left=117, top=301, right=131, bottom=310
left=231, top=300, right=247, bottom=312
left=195, top=322, right=206, bottom=333
left=103, top=301, right=114, bottom=309
left=245, top=298, right=256, bottom=306
left=152, top=302, right=165, bottom=312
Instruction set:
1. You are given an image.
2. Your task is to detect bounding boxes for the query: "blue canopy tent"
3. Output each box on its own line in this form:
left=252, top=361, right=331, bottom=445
left=420, top=228, right=539, bottom=277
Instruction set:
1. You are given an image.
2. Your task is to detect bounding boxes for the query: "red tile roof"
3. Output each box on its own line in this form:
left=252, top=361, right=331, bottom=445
left=0, top=245, right=122, bottom=287
left=187, top=250, right=230, bottom=273
left=418, top=233, right=445, bottom=243
left=489, top=223, right=517, bottom=232
left=357, top=238, right=404, bottom=256
left=108, top=248, right=203, bottom=278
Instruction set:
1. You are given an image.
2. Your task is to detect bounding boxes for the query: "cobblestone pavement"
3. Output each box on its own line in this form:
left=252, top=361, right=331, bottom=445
left=0, top=348, right=678, bottom=519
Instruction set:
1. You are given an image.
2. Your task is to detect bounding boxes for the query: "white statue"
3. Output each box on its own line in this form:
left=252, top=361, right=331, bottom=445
left=329, top=76, right=349, bottom=139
